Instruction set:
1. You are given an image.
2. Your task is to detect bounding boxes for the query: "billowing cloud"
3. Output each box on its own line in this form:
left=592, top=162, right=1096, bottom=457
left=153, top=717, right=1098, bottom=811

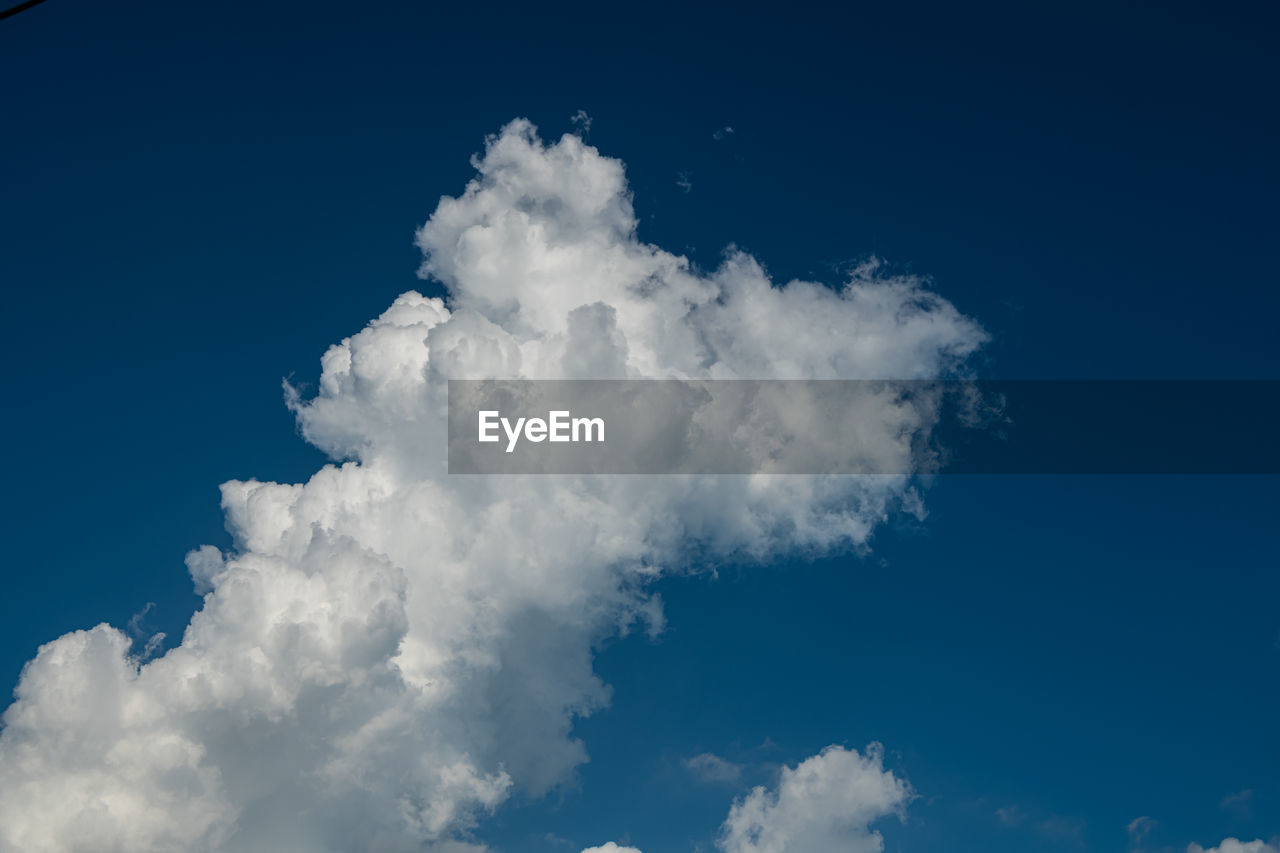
left=718, top=744, right=911, bottom=853
left=580, top=845, right=642, bottom=853
left=0, top=119, right=984, bottom=852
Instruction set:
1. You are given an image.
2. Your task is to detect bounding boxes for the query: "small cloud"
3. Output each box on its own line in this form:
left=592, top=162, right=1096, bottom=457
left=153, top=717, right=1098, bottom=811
left=675, top=172, right=693, bottom=193
left=712, top=126, right=734, bottom=141
left=1128, top=816, right=1156, bottom=844
left=570, top=109, right=593, bottom=136
left=683, top=752, right=743, bottom=784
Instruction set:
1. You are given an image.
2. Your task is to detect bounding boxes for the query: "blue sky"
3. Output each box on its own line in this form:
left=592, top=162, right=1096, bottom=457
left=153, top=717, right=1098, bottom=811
left=0, top=2, right=1277, bottom=852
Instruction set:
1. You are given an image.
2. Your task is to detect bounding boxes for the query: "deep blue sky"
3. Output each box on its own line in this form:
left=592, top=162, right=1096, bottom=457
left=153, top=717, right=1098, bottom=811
left=1, top=2, right=1276, bottom=851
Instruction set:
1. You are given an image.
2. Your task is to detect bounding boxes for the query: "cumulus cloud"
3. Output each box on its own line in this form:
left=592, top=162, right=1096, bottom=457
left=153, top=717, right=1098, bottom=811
left=0, top=119, right=984, bottom=852
left=1189, top=840, right=1280, bottom=853
left=581, top=845, right=642, bottom=853
left=718, top=744, right=912, bottom=853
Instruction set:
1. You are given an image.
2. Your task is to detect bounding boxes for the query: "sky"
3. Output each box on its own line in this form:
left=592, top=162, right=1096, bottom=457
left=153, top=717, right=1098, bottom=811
left=0, top=2, right=1277, bottom=852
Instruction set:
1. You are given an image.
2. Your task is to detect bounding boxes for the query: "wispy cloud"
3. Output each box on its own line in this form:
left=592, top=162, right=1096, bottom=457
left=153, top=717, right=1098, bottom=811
left=570, top=109, right=593, bottom=136
left=683, top=753, right=744, bottom=784
left=125, top=601, right=166, bottom=662
left=996, top=804, right=1085, bottom=846
left=1128, top=815, right=1156, bottom=845
left=1221, top=789, right=1255, bottom=818
left=996, top=805, right=1025, bottom=826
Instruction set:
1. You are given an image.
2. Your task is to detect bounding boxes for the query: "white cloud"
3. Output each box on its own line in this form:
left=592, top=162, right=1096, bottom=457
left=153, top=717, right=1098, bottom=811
left=1189, top=840, right=1279, bottom=853
left=0, top=119, right=983, bottom=852
left=581, top=845, right=642, bottom=853
left=718, top=744, right=911, bottom=853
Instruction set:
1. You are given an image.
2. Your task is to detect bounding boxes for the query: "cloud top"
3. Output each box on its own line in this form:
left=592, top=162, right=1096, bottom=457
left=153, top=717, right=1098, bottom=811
left=718, top=744, right=911, bottom=853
